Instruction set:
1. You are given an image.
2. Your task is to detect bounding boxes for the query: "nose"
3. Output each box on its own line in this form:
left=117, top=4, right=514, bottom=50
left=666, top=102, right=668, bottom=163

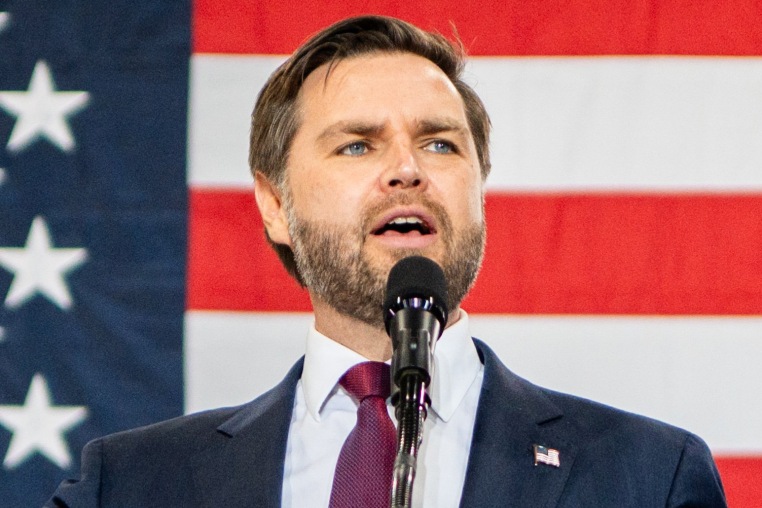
left=381, top=142, right=428, bottom=192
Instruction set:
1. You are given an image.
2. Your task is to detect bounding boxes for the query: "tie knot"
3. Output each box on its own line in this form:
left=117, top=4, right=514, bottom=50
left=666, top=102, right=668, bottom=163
left=339, top=362, right=391, bottom=403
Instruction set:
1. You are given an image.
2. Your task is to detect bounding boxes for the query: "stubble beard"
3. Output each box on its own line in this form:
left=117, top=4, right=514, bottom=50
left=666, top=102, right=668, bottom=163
left=285, top=193, right=486, bottom=330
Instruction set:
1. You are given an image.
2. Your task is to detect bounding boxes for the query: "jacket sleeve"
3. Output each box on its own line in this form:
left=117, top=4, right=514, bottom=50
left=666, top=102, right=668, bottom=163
left=44, top=438, right=104, bottom=508
left=666, top=433, right=727, bottom=508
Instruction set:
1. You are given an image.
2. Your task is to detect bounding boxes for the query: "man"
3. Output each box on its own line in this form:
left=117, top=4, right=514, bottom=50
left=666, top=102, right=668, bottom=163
left=48, top=15, right=726, bottom=507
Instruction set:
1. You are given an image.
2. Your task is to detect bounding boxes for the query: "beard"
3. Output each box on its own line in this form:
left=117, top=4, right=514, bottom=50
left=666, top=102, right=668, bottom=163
left=285, top=193, right=485, bottom=330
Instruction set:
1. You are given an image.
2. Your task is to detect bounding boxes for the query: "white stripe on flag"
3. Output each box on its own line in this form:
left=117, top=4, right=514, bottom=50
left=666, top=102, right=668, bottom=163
left=185, top=311, right=762, bottom=454
left=188, top=54, right=762, bottom=191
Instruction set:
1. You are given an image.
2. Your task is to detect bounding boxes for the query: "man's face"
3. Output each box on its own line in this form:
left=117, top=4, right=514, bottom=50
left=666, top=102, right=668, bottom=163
left=276, top=52, right=485, bottom=328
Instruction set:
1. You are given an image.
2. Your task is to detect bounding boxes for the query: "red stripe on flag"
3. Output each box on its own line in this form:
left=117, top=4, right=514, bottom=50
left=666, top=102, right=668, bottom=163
left=715, top=456, right=762, bottom=507
left=188, top=189, right=762, bottom=314
left=188, top=189, right=311, bottom=312
left=469, top=192, right=762, bottom=314
left=193, top=0, right=762, bottom=56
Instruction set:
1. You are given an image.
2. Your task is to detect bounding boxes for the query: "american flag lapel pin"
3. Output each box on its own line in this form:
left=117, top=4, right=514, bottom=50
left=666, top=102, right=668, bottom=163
left=533, top=444, right=561, bottom=468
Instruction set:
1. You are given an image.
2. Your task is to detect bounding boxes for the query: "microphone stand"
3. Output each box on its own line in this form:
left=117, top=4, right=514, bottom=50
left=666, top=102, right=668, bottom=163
left=388, top=300, right=443, bottom=508
left=384, top=256, right=448, bottom=508
left=390, top=371, right=428, bottom=508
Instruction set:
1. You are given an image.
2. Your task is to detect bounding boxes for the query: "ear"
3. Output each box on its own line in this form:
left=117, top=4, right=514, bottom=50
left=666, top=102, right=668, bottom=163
left=254, top=172, right=293, bottom=248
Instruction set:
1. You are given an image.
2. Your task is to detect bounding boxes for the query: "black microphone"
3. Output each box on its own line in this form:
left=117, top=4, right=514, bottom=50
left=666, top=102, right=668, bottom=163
left=384, top=256, right=448, bottom=508
left=384, top=256, right=448, bottom=394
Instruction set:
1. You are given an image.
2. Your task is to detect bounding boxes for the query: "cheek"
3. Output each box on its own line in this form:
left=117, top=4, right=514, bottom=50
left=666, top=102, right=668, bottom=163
left=290, top=171, right=368, bottom=224
left=292, top=190, right=335, bottom=223
left=445, top=171, right=484, bottom=225
left=463, top=192, right=485, bottom=225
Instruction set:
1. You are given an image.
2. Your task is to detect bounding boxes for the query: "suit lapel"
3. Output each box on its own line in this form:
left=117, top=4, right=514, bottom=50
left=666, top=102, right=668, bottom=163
left=186, top=341, right=578, bottom=507
left=459, top=341, right=577, bottom=508
left=190, top=358, right=304, bottom=508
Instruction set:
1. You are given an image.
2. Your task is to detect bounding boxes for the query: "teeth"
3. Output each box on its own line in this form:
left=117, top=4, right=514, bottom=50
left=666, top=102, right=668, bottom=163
left=387, top=216, right=423, bottom=226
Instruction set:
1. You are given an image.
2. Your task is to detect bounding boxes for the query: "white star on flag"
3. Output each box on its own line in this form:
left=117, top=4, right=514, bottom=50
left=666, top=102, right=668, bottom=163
left=0, top=374, right=87, bottom=469
left=0, top=12, right=9, bottom=34
left=0, top=167, right=6, bottom=186
left=0, top=60, right=90, bottom=153
left=0, top=216, right=88, bottom=310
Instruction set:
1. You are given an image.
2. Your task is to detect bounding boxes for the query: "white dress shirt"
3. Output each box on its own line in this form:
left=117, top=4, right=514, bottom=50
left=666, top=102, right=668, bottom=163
left=282, top=310, right=484, bottom=508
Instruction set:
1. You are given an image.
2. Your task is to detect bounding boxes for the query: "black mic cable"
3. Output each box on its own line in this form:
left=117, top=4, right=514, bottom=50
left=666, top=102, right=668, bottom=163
left=383, top=256, right=448, bottom=508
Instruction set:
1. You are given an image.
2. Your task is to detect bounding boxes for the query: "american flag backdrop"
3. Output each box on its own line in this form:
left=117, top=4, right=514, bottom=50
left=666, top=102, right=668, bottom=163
left=0, top=1, right=761, bottom=506
left=0, top=2, right=188, bottom=506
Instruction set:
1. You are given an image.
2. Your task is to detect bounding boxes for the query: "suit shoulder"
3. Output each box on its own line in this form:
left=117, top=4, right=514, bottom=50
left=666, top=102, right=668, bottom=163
left=540, top=387, right=724, bottom=505
left=49, top=360, right=304, bottom=507
left=97, top=404, right=241, bottom=457
left=474, top=336, right=717, bottom=478
left=97, top=357, right=303, bottom=455
left=476, top=338, right=698, bottom=446
left=541, top=386, right=694, bottom=443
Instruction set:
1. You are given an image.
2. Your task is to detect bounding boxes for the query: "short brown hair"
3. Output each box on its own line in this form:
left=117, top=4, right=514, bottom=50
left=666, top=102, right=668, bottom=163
left=249, top=15, right=491, bottom=284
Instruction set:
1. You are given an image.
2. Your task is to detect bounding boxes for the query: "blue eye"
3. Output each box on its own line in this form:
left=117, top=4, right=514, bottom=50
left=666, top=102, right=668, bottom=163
left=341, top=141, right=368, bottom=156
left=425, top=140, right=455, bottom=154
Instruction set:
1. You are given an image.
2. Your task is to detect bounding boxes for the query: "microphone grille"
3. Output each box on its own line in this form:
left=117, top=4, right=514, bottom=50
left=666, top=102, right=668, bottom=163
left=383, top=256, right=448, bottom=317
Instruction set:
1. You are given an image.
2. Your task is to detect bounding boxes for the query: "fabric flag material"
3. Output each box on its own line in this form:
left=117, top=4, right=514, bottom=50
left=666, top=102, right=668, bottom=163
left=0, top=1, right=760, bottom=506
left=188, top=2, right=762, bottom=507
left=0, top=2, right=188, bottom=506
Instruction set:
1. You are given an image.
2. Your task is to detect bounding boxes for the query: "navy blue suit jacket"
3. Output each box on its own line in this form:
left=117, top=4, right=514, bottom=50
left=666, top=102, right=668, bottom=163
left=47, top=340, right=726, bottom=507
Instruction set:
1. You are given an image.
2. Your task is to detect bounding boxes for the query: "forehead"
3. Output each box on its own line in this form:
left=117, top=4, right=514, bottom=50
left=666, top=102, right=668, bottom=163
left=296, top=52, right=468, bottom=126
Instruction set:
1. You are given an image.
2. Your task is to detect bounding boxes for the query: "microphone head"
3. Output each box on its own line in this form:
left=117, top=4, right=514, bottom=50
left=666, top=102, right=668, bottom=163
left=383, top=256, right=448, bottom=333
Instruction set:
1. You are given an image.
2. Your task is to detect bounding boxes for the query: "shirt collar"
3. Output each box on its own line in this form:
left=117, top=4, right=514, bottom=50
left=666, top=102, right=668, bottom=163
left=301, top=310, right=482, bottom=423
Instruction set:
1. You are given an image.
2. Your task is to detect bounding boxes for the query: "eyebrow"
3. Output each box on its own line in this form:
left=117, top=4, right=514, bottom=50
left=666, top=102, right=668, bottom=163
left=415, top=118, right=469, bottom=138
left=316, top=117, right=469, bottom=143
left=316, top=121, right=385, bottom=143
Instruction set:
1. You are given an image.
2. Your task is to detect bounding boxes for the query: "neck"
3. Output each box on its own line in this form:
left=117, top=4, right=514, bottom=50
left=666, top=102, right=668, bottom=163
left=311, top=297, right=391, bottom=361
left=310, top=295, right=462, bottom=362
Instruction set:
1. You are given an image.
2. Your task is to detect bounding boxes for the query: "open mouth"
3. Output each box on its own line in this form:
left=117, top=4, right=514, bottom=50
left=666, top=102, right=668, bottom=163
left=372, top=215, right=434, bottom=236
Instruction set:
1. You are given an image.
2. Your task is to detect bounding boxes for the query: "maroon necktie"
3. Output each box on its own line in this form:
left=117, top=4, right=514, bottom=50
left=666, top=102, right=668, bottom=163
left=329, top=361, right=396, bottom=508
